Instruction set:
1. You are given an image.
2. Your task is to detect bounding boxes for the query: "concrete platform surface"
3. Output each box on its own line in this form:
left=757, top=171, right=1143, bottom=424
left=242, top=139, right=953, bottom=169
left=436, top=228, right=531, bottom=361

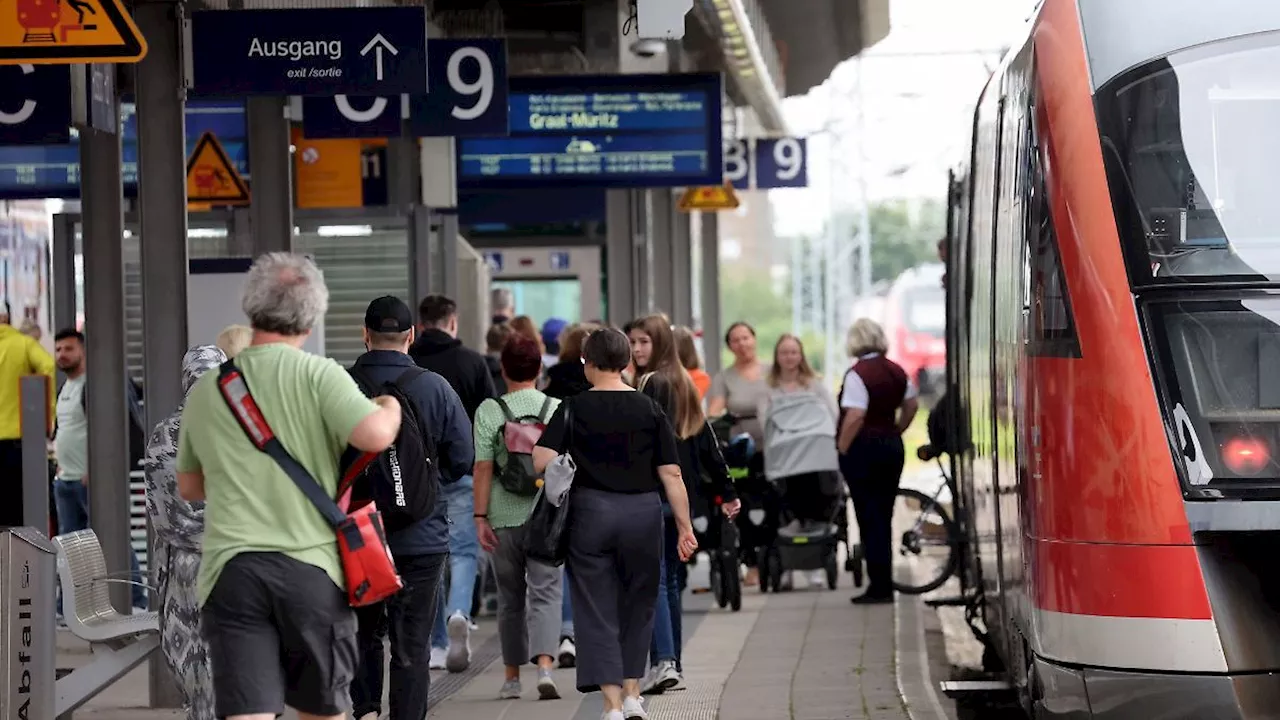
left=60, top=579, right=945, bottom=720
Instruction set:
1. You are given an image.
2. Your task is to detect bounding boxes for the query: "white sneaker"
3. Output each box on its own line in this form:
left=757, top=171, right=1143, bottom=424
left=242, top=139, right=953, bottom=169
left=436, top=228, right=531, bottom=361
left=641, top=660, right=680, bottom=694
left=602, top=711, right=625, bottom=720
left=429, top=646, right=447, bottom=670
left=809, top=569, right=826, bottom=587
left=446, top=611, right=471, bottom=673
left=558, top=637, right=577, bottom=668
left=623, top=695, right=649, bottom=720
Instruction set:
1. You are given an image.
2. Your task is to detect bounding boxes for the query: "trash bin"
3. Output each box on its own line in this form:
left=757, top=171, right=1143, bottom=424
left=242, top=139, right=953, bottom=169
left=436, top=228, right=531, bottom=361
left=0, top=527, right=56, bottom=720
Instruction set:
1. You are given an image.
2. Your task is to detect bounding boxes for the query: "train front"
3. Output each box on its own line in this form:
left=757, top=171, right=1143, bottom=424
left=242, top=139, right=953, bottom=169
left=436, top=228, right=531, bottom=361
left=1049, top=6, right=1280, bottom=717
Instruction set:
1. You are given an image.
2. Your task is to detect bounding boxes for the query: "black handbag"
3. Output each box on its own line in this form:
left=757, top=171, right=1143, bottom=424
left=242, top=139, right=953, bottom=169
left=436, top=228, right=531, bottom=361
left=524, top=402, right=573, bottom=567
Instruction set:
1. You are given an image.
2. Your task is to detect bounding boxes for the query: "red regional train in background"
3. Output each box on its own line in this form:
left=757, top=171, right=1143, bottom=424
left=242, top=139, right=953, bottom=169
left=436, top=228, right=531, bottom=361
left=943, top=0, right=1280, bottom=717
left=880, top=262, right=946, bottom=406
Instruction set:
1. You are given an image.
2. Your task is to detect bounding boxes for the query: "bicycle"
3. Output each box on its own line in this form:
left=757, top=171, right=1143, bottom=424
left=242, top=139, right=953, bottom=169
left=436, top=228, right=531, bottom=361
left=848, top=448, right=963, bottom=595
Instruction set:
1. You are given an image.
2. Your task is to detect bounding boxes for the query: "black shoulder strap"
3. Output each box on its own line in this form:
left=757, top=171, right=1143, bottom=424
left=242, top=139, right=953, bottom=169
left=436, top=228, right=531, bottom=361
left=494, top=396, right=515, bottom=422
left=538, top=395, right=555, bottom=423
left=393, top=366, right=428, bottom=393
left=216, top=360, right=347, bottom=528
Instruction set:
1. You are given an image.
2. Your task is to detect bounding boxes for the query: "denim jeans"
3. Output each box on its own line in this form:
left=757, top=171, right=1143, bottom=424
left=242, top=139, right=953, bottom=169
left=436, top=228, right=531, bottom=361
left=649, top=513, right=682, bottom=669
left=54, top=478, right=147, bottom=609
left=431, top=476, right=480, bottom=650
left=561, top=565, right=574, bottom=641
left=352, top=552, right=447, bottom=720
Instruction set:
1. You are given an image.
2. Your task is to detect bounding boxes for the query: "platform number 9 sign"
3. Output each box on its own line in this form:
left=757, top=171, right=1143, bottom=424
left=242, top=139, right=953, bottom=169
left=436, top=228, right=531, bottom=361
left=409, top=38, right=510, bottom=137
left=724, top=139, right=751, bottom=190
left=756, top=137, right=808, bottom=189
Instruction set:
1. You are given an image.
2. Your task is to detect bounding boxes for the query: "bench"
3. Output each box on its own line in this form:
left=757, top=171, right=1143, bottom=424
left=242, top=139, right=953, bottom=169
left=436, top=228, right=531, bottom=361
left=52, top=529, right=160, bottom=719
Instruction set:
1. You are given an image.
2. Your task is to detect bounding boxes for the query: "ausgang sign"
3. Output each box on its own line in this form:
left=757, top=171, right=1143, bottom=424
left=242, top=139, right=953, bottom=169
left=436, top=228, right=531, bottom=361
left=186, top=7, right=428, bottom=96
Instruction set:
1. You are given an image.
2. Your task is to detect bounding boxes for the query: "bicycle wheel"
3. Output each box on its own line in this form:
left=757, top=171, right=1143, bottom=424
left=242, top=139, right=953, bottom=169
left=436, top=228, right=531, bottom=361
left=891, top=487, right=960, bottom=594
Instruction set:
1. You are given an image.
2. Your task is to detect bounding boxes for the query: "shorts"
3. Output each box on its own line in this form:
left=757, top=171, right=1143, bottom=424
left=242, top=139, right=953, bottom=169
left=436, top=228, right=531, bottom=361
left=201, top=552, right=357, bottom=718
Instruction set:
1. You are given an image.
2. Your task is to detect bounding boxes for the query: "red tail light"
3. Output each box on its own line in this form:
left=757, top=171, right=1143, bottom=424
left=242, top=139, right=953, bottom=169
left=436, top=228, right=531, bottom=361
left=1223, top=437, right=1271, bottom=476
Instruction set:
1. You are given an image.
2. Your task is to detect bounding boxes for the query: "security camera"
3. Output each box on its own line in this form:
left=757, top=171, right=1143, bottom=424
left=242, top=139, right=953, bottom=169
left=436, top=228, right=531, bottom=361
left=630, top=38, right=668, bottom=58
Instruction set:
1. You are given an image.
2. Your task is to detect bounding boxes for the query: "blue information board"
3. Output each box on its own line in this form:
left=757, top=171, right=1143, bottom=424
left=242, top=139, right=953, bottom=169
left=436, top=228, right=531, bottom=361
left=456, top=73, right=723, bottom=190
left=188, top=7, right=429, bottom=96
left=0, top=101, right=248, bottom=200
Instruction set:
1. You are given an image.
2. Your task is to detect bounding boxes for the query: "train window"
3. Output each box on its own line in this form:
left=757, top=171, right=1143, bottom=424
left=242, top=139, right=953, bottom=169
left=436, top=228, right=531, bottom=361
left=1024, top=109, right=1081, bottom=358
left=1097, top=31, right=1280, bottom=285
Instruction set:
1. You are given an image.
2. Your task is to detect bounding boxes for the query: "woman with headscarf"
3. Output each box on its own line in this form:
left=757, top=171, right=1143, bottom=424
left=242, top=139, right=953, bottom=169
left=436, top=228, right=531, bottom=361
left=143, top=345, right=226, bottom=720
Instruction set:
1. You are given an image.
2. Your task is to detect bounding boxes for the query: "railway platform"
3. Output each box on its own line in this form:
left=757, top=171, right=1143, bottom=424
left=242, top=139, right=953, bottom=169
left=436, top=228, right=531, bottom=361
left=59, top=582, right=951, bottom=720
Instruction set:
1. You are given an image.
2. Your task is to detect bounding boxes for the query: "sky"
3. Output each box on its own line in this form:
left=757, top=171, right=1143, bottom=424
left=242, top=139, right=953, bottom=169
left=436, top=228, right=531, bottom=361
left=769, top=0, right=1038, bottom=238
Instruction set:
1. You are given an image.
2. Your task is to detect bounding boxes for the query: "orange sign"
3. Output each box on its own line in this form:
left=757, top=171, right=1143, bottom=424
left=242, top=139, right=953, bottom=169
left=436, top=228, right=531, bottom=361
left=294, top=129, right=364, bottom=209
left=0, top=0, right=146, bottom=64
left=186, top=132, right=250, bottom=207
left=678, top=183, right=740, bottom=212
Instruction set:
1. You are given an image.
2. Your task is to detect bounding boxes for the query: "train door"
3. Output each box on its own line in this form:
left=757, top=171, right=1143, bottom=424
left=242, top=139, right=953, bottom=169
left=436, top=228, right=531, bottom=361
left=477, top=246, right=604, bottom=324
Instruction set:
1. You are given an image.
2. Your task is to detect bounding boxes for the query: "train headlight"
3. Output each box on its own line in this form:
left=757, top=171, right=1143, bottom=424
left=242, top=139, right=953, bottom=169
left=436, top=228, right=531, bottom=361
left=1222, top=437, right=1270, bottom=476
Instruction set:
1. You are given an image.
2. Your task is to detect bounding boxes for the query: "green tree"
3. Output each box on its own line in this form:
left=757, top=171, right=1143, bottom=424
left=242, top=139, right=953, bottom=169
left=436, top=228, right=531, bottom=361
left=717, top=264, right=830, bottom=376
left=842, top=198, right=946, bottom=284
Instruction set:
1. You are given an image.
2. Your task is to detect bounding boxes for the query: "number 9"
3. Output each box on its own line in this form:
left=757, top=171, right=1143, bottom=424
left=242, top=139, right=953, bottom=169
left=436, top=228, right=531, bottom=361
left=774, top=138, right=803, bottom=181
left=447, top=47, right=494, bottom=121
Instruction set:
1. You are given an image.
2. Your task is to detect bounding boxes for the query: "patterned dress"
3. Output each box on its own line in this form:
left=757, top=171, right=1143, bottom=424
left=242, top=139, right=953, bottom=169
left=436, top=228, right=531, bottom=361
left=143, top=345, right=225, bottom=720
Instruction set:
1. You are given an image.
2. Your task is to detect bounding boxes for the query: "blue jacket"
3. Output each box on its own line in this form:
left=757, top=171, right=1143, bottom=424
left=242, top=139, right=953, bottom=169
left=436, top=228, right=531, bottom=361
left=352, top=350, right=474, bottom=557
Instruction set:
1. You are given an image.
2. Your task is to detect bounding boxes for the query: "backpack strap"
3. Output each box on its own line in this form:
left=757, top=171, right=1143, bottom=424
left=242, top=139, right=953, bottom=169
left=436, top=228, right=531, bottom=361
left=538, top=395, right=555, bottom=423
left=494, top=396, right=516, bottom=422
left=392, top=366, right=429, bottom=392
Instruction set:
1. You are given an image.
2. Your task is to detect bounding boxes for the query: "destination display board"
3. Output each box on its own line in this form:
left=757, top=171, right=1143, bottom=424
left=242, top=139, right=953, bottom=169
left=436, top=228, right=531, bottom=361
left=456, top=73, right=723, bottom=190
left=0, top=100, right=247, bottom=199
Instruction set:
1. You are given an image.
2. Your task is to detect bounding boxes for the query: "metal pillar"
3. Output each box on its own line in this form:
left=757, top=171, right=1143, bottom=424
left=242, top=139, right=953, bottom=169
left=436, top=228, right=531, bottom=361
left=134, top=0, right=190, bottom=705
left=605, top=190, right=637, bottom=327
left=247, top=96, right=293, bottom=254
left=670, top=203, right=693, bottom=327
left=699, top=211, right=722, bottom=376
left=386, top=135, right=420, bottom=208
left=79, top=117, right=133, bottom=614
left=20, top=377, right=50, bottom=529
left=409, top=206, right=433, bottom=306
left=649, top=189, right=675, bottom=318
left=51, top=214, right=77, bottom=334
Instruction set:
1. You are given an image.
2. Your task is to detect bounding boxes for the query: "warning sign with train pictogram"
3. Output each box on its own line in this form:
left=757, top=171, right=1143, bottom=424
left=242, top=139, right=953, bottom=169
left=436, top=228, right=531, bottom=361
left=186, top=132, right=250, bottom=208
left=678, top=182, right=740, bottom=212
left=0, top=0, right=147, bottom=64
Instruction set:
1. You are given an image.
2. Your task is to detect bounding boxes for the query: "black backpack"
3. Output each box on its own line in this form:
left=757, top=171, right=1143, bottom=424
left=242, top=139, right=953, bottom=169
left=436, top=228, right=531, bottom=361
left=494, top=396, right=555, bottom=497
left=345, top=366, right=440, bottom=533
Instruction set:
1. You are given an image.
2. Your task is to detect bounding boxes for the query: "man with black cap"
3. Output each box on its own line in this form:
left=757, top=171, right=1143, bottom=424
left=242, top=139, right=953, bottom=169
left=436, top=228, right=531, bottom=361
left=349, top=296, right=474, bottom=720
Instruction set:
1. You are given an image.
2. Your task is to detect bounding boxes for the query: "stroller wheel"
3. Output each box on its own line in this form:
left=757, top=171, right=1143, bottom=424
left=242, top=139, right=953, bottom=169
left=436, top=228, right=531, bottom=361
left=711, top=561, right=727, bottom=608
left=848, top=544, right=865, bottom=588
left=765, top=548, right=784, bottom=593
left=723, top=554, right=743, bottom=611
left=824, top=550, right=838, bottom=591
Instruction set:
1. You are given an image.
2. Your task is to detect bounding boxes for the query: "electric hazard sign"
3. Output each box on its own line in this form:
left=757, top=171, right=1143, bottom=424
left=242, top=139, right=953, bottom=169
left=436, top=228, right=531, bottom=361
left=0, top=0, right=147, bottom=64
left=186, top=132, right=250, bottom=207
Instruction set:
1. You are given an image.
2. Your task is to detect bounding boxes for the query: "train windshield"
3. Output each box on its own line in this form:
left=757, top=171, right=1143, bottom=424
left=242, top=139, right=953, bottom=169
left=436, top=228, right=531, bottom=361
left=904, top=286, right=946, bottom=338
left=1097, top=32, right=1280, bottom=285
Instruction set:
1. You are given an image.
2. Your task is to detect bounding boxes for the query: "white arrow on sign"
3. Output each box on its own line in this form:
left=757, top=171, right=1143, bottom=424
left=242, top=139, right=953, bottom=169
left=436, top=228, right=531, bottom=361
left=360, top=33, right=399, bottom=82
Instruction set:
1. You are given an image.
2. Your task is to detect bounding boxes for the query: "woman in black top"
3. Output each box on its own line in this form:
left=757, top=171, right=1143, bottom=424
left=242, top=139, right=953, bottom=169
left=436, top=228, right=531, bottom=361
left=534, top=328, right=696, bottom=720
left=628, top=314, right=740, bottom=692
left=543, top=323, right=598, bottom=399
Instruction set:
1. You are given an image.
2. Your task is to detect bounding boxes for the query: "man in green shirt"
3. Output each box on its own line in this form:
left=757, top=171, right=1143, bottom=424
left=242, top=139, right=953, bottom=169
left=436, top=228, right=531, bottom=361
left=473, top=334, right=563, bottom=702
left=175, top=253, right=402, bottom=720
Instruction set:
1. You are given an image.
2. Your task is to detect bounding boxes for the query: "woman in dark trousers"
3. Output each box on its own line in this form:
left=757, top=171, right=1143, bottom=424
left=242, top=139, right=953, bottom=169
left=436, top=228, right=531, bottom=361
left=837, top=318, right=919, bottom=604
left=627, top=315, right=739, bottom=693
left=533, top=328, right=698, bottom=720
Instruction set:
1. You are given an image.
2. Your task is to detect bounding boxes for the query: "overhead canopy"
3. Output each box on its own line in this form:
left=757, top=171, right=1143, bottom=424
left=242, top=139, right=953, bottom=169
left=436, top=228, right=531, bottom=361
left=763, top=0, right=890, bottom=96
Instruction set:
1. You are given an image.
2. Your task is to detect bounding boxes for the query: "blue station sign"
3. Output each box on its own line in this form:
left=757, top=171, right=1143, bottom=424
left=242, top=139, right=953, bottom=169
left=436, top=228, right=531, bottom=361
left=187, top=7, right=429, bottom=96
left=0, top=64, right=72, bottom=145
left=455, top=73, right=723, bottom=190
left=301, top=38, right=509, bottom=139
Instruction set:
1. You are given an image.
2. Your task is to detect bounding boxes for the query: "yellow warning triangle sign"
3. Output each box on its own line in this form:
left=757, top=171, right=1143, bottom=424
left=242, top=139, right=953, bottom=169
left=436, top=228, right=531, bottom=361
left=678, top=182, right=740, bottom=212
left=0, top=0, right=147, bottom=64
left=186, top=132, right=250, bottom=207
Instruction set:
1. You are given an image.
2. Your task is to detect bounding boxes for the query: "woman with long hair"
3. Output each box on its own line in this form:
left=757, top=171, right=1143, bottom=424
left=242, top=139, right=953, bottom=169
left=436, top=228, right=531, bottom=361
left=672, top=326, right=710, bottom=400
left=628, top=315, right=739, bottom=693
left=761, top=335, right=840, bottom=586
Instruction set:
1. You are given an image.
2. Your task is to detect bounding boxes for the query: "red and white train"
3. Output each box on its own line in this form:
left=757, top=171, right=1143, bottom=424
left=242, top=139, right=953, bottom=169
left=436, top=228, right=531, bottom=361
left=946, top=0, right=1280, bottom=717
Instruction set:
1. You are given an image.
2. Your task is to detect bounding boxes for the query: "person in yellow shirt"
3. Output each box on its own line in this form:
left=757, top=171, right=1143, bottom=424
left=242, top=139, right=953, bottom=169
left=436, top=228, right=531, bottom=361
left=0, top=303, right=55, bottom=527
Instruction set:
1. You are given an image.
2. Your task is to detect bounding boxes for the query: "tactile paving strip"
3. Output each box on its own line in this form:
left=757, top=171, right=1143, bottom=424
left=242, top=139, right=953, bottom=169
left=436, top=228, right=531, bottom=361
left=427, top=632, right=505, bottom=710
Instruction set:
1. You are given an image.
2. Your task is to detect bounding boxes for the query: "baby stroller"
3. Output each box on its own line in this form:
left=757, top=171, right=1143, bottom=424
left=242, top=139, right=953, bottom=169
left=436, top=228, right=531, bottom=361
left=690, top=493, right=742, bottom=612
left=710, top=415, right=781, bottom=590
left=758, top=390, right=848, bottom=592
